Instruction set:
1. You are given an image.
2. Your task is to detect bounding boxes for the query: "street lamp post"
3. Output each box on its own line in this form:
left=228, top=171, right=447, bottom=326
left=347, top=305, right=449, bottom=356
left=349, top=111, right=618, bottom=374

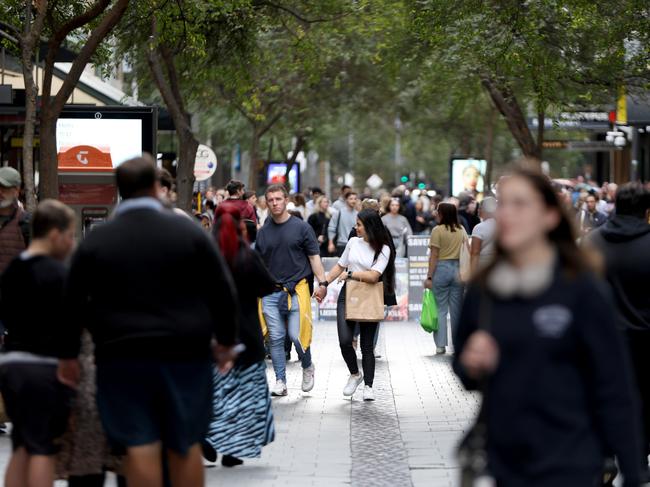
left=394, top=116, right=402, bottom=186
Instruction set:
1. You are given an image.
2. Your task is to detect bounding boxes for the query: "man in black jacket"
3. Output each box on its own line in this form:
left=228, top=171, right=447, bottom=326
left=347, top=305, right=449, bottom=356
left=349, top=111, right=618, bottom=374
left=590, top=182, right=650, bottom=476
left=63, top=156, right=239, bottom=487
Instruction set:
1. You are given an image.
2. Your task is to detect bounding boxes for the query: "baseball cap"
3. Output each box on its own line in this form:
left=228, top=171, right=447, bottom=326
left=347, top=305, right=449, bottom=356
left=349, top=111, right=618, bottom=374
left=0, top=167, right=21, bottom=188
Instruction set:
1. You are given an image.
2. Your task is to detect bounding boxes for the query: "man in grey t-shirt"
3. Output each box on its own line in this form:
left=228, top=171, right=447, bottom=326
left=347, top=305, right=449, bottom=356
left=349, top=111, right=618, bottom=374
left=328, top=192, right=359, bottom=256
left=470, top=196, right=497, bottom=273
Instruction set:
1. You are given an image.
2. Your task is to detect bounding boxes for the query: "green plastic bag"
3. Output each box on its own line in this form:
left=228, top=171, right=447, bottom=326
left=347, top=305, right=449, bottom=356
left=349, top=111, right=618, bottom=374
left=420, top=289, right=439, bottom=333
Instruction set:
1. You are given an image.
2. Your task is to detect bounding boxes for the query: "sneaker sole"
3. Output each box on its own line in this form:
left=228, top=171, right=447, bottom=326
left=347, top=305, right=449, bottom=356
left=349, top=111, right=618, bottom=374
left=302, top=383, right=314, bottom=393
left=271, top=390, right=288, bottom=397
left=343, top=379, right=363, bottom=397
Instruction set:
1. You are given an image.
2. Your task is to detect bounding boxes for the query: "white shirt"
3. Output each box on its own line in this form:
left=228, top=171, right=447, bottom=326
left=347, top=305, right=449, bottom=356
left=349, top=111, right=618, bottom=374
left=338, top=237, right=390, bottom=274
left=472, top=218, right=496, bottom=265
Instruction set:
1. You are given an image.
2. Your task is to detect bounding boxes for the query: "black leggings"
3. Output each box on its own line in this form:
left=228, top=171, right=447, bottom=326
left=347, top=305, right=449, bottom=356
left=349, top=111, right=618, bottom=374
left=337, top=286, right=379, bottom=386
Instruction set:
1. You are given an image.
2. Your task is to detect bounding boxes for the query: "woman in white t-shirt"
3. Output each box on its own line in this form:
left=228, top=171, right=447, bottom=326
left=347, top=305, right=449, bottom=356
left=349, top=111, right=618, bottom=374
left=323, top=209, right=396, bottom=401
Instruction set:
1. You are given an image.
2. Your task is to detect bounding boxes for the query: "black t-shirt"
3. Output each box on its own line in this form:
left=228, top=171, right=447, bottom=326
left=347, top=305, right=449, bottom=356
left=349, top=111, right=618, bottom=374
left=256, top=215, right=320, bottom=290
left=0, top=254, right=72, bottom=358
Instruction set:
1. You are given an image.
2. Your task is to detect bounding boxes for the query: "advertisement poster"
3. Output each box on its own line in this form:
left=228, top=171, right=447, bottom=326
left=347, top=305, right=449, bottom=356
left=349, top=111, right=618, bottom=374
left=318, top=257, right=409, bottom=322
left=56, top=118, right=143, bottom=171
left=407, top=236, right=430, bottom=320
left=385, top=258, right=408, bottom=321
left=450, top=158, right=487, bottom=199
left=266, top=162, right=299, bottom=192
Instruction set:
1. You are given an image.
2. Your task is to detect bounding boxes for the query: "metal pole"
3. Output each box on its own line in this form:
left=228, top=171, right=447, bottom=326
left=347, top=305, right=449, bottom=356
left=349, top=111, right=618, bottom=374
left=1, top=46, right=5, bottom=84
left=394, top=116, right=402, bottom=186
left=631, top=127, right=639, bottom=181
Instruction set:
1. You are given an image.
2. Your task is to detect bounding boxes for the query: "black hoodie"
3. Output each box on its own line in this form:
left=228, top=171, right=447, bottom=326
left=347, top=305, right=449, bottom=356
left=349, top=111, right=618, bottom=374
left=590, top=215, right=650, bottom=332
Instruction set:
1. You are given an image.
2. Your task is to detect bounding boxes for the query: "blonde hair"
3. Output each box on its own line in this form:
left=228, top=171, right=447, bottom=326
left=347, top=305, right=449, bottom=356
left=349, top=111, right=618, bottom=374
left=315, top=195, right=331, bottom=218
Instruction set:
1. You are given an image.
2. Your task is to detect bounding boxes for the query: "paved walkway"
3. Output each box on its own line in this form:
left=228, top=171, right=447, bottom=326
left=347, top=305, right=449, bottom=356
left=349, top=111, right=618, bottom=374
left=0, top=321, right=480, bottom=486
left=207, top=320, right=479, bottom=487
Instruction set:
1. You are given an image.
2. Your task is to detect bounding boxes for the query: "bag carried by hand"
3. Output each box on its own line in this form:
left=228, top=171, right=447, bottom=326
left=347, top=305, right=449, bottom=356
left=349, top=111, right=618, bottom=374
left=420, top=289, right=438, bottom=333
left=459, top=234, right=472, bottom=283
left=345, top=280, right=384, bottom=322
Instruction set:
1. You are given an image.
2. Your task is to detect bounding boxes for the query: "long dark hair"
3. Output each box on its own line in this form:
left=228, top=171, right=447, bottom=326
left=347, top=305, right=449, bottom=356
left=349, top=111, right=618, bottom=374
left=358, top=209, right=396, bottom=292
left=437, top=202, right=462, bottom=232
left=481, top=166, right=589, bottom=281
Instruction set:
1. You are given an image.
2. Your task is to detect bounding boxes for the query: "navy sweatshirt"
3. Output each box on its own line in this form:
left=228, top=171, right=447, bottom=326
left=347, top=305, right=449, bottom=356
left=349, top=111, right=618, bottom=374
left=66, top=207, right=239, bottom=361
left=454, top=268, right=643, bottom=486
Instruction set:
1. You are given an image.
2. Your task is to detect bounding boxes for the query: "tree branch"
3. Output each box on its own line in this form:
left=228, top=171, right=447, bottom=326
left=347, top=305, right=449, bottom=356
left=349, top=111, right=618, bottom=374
left=48, top=0, right=129, bottom=114
left=42, top=0, right=111, bottom=106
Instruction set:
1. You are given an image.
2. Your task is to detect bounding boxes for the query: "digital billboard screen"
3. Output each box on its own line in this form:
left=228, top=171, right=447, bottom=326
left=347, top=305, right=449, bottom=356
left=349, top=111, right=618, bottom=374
left=449, top=158, right=487, bottom=199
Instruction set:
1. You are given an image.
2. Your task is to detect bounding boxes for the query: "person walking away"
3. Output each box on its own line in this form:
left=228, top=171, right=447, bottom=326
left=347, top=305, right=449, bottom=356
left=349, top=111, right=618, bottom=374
left=454, top=167, right=644, bottom=486
left=63, top=156, right=239, bottom=487
left=470, top=196, right=497, bottom=274
left=203, top=205, right=276, bottom=468
left=0, top=200, right=78, bottom=487
left=256, top=184, right=328, bottom=397
left=382, top=197, right=413, bottom=257
left=328, top=191, right=359, bottom=257
left=425, top=203, right=468, bottom=355
left=307, top=196, right=332, bottom=257
left=577, top=193, right=608, bottom=236
left=0, top=167, right=31, bottom=275
left=322, top=210, right=395, bottom=401
left=221, top=179, right=257, bottom=223
left=588, top=182, right=650, bottom=479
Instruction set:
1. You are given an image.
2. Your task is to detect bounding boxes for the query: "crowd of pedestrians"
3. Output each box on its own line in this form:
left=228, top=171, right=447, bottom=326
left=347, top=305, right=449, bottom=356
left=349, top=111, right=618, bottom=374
left=1, top=156, right=650, bottom=486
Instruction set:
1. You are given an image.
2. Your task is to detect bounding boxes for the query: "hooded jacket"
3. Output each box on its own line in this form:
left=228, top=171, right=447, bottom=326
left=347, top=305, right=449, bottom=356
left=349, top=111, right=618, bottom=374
left=589, top=215, right=650, bottom=332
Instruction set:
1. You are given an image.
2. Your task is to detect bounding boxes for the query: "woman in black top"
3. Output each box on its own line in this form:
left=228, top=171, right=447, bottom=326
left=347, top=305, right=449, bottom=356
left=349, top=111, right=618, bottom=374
left=203, top=205, right=277, bottom=467
left=307, top=195, right=332, bottom=257
left=454, top=167, right=644, bottom=486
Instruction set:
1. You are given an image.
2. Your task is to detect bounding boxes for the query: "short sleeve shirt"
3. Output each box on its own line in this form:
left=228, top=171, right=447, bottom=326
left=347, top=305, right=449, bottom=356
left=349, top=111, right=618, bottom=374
left=429, top=224, right=466, bottom=260
left=338, top=237, right=390, bottom=274
left=256, top=216, right=320, bottom=288
left=472, top=218, right=496, bottom=261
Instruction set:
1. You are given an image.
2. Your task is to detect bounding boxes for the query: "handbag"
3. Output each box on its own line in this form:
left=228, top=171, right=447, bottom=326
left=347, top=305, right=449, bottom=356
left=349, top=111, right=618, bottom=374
left=420, top=289, right=438, bottom=333
left=459, top=233, right=472, bottom=283
left=457, top=291, right=494, bottom=486
left=345, top=280, right=384, bottom=322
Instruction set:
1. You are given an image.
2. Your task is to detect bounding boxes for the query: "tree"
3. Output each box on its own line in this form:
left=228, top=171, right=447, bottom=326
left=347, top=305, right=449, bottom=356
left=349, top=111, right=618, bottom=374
left=407, top=0, right=650, bottom=164
left=38, top=0, right=130, bottom=199
left=18, top=1, right=47, bottom=211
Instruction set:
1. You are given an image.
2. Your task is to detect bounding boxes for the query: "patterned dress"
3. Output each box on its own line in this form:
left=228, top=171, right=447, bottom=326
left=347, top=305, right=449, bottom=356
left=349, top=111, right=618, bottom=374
left=205, top=361, right=274, bottom=458
left=205, top=246, right=277, bottom=458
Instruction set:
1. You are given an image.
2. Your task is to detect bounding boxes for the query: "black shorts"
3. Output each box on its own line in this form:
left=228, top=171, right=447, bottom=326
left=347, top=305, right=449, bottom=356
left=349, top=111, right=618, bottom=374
left=96, top=359, right=213, bottom=455
left=0, top=363, right=74, bottom=455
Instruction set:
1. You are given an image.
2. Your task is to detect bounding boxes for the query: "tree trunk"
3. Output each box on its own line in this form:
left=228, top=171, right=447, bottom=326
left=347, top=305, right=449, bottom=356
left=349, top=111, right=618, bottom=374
left=38, top=113, right=59, bottom=199
left=176, top=131, right=198, bottom=213
left=537, top=110, right=545, bottom=161
left=481, top=77, right=541, bottom=164
left=284, top=135, right=306, bottom=192
left=483, top=105, right=497, bottom=193
left=248, top=126, right=261, bottom=190
left=19, top=0, right=47, bottom=211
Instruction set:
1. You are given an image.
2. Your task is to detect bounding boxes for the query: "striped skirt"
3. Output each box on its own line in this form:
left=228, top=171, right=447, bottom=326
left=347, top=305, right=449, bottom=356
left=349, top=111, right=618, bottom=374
left=205, top=360, right=275, bottom=458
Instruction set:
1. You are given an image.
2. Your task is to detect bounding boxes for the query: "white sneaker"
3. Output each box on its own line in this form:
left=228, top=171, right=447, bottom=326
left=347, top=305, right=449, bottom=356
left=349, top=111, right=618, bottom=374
left=271, top=380, right=288, bottom=397
left=343, top=373, right=363, bottom=396
left=436, top=347, right=446, bottom=355
left=363, top=385, right=375, bottom=401
left=302, top=364, right=315, bottom=392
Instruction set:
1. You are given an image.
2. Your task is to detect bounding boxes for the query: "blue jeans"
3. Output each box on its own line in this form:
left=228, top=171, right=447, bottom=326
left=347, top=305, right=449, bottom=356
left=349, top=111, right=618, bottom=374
left=262, top=291, right=312, bottom=382
left=432, top=260, right=464, bottom=348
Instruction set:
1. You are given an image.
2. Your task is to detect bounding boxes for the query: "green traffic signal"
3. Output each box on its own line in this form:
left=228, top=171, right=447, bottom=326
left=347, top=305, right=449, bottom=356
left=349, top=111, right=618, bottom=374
left=418, top=183, right=426, bottom=190
left=400, top=175, right=409, bottom=183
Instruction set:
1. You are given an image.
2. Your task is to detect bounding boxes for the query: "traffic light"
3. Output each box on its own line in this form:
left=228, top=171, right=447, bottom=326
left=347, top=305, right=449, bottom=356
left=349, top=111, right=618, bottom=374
left=418, top=182, right=426, bottom=190
left=400, top=175, right=409, bottom=184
